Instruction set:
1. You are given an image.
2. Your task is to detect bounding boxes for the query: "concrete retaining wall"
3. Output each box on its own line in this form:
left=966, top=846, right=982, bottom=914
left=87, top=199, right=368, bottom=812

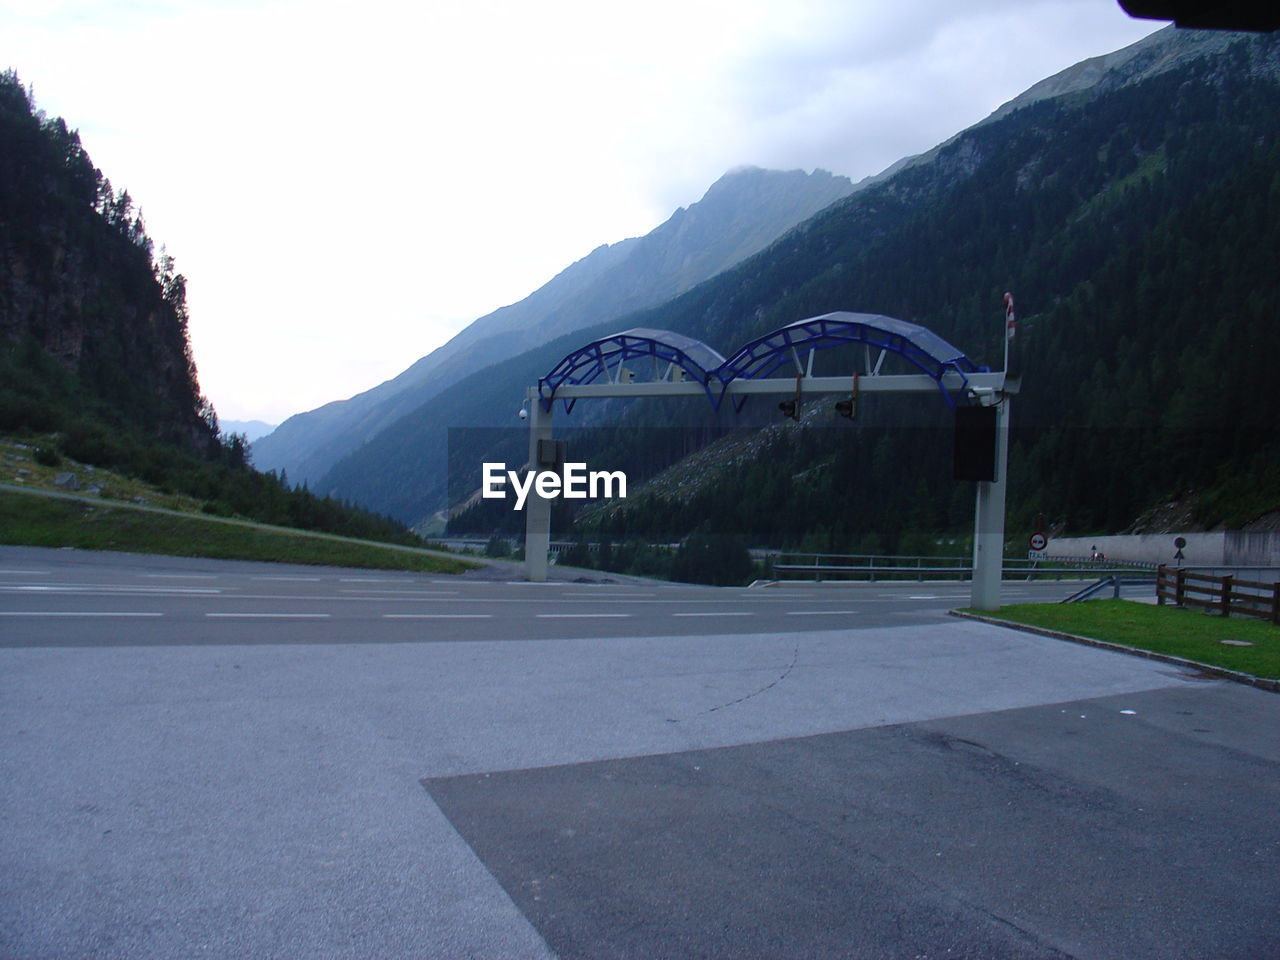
left=1046, top=531, right=1280, bottom=567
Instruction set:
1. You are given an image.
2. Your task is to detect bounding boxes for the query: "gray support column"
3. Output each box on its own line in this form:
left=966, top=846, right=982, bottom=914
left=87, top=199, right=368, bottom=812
left=970, top=394, right=1010, bottom=611
left=524, top=388, right=553, bottom=582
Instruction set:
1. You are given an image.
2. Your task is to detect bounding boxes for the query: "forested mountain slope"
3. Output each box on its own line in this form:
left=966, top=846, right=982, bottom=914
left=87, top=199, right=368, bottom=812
left=324, top=28, right=1280, bottom=544
left=0, top=71, right=215, bottom=454
left=0, top=73, right=432, bottom=547
left=252, top=166, right=855, bottom=485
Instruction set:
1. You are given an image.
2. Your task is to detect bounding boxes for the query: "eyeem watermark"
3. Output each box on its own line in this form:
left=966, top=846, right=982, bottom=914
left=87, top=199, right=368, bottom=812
left=482, top=462, right=627, bottom=511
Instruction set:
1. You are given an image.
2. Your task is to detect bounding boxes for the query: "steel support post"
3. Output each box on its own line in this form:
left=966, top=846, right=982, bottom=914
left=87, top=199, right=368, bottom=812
left=524, top=388, right=553, bottom=582
left=970, top=394, right=1010, bottom=611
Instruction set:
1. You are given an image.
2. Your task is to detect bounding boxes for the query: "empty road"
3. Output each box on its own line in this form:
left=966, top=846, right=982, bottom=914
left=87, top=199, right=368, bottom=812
left=2, top=545, right=1277, bottom=959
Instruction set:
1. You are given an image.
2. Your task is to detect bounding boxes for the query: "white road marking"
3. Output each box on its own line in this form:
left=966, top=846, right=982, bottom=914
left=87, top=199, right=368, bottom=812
left=250, top=576, right=322, bottom=582
left=563, top=592, right=656, bottom=598
left=0, top=611, right=164, bottom=618
left=140, top=574, right=218, bottom=580
left=535, top=613, right=630, bottom=619
left=382, top=614, right=492, bottom=619
left=0, top=569, right=51, bottom=575
left=2, top=585, right=221, bottom=595
left=205, top=613, right=331, bottom=619
left=787, top=610, right=859, bottom=616
left=338, top=589, right=457, bottom=596
left=673, top=611, right=755, bottom=618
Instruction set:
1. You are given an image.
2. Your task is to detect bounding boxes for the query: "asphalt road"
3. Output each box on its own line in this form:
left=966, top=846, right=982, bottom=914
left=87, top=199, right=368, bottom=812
left=1, top=545, right=1277, bottom=959
left=0, top=545, right=1079, bottom=646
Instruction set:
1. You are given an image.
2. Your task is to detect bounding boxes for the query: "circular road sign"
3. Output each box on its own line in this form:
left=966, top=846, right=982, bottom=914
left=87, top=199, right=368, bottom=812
left=1029, top=532, right=1048, bottom=551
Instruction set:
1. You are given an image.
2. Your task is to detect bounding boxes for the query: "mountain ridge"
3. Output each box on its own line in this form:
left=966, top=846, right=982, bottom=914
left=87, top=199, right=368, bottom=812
left=315, top=27, right=1280, bottom=539
left=252, top=165, right=856, bottom=483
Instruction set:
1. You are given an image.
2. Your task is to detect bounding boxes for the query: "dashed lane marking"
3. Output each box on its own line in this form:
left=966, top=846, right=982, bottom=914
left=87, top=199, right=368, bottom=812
left=382, top=613, right=493, bottom=619
left=0, top=611, right=164, bottom=618
left=535, top=613, right=631, bottom=619
left=205, top=612, right=331, bottom=619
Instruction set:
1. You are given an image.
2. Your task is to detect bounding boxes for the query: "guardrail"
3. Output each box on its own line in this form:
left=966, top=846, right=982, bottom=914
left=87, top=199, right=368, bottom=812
left=1156, top=565, right=1280, bottom=623
left=1062, top=575, right=1158, bottom=603
left=771, top=553, right=1151, bottom=583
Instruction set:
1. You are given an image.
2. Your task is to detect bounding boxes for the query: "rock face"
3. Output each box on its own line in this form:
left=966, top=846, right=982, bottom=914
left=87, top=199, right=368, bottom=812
left=252, top=166, right=857, bottom=485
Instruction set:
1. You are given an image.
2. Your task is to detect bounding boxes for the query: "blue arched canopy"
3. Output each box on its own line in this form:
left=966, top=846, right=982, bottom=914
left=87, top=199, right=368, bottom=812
left=537, top=312, right=987, bottom=411
left=716, top=312, right=985, bottom=408
left=538, top=327, right=726, bottom=412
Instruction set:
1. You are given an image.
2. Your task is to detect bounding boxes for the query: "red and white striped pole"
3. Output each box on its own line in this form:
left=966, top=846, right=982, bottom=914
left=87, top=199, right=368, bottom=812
left=1003, top=292, right=1015, bottom=372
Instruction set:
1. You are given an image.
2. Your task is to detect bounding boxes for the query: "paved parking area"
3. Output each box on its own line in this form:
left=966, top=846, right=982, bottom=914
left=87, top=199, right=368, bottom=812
left=2, top=547, right=1277, bottom=958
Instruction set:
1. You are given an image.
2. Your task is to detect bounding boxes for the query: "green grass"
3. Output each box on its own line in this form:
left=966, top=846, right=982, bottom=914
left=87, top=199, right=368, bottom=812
left=0, top=491, right=478, bottom=574
left=970, top=599, right=1280, bottom=680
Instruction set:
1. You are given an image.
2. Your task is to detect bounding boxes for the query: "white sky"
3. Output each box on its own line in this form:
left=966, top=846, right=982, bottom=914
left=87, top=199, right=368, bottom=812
left=3, top=0, right=1159, bottom=425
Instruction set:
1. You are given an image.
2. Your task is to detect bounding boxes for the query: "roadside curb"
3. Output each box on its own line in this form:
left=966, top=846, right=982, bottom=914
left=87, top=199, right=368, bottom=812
left=948, top=609, right=1280, bottom=694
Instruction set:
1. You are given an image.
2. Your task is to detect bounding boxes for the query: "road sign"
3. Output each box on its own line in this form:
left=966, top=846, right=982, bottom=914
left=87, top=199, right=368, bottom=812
left=1029, top=532, right=1048, bottom=551
left=1028, top=549, right=1047, bottom=561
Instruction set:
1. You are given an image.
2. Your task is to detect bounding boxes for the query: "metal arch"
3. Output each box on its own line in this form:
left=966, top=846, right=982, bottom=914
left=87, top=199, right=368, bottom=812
left=538, top=327, right=726, bottom=412
left=715, top=311, right=987, bottom=409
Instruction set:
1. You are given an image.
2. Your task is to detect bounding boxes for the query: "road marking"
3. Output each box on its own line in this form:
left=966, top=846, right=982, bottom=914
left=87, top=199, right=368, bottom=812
left=787, top=610, right=858, bottom=616
left=251, top=576, right=322, bottom=582
left=140, top=573, right=219, bottom=580
left=0, top=569, right=50, bottom=575
left=340, top=577, right=399, bottom=583
left=0, top=611, right=164, bottom=618
left=338, top=589, right=457, bottom=596
left=563, top=592, right=656, bottom=598
left=536, top=613, right=631, bottom=619
left=673, top=611, right=755, bottom=618
left=382, top=614, right=492, bottom=619
left=2, top=585, right=221, bottom=595
left=205, top=613, right=331, bottom=619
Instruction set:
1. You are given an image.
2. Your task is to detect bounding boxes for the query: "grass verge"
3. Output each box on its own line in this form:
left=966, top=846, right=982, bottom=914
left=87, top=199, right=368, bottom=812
left=963, top=599, right=1280, bottom=680
left=0, top=491, right=477, bottom=574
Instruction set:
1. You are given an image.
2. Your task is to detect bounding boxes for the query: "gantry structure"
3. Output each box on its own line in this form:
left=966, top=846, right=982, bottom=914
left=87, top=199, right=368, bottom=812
left=523, top=311, right=1019, bottom=610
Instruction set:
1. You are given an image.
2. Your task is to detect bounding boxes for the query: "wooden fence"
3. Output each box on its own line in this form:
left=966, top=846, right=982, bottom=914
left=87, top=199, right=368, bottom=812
left=1156, top=565, right=1280, bottom=623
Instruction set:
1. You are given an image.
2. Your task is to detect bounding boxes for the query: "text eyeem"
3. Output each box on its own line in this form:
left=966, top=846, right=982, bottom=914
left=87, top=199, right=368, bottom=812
left=482, top=462, right=627, bottom=511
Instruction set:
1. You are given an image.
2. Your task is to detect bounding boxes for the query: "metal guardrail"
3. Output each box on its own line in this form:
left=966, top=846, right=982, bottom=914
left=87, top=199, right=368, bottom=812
left=771, top=553, right=1152, bottom=582
left=1062, top=576, right=1158, bottom=603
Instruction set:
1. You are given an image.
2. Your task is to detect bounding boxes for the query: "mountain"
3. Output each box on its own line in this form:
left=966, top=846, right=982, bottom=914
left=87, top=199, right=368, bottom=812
left=0, top=72, right=436, bottom=548
left=857, top=27, right=1257, bottom=191
left=221, top=419, right=276, bottom=443
left=0, top=71, right=215, bottom=454
left=317, top=26, right=1280, bottom=543
left=251, top=166, right=856, bottom=485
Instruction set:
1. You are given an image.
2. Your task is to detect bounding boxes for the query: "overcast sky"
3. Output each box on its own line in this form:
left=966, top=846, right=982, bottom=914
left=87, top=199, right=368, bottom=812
left=4, top=0, right=1159, bottom=425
